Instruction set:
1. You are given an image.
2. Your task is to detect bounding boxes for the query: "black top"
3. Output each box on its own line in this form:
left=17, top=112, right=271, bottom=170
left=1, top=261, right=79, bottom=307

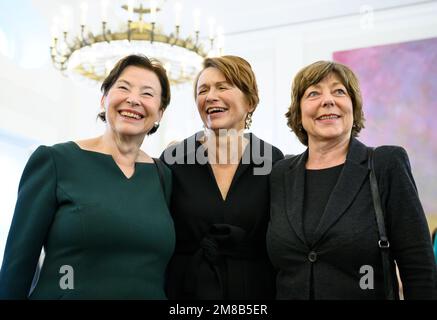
left=304, top=164, right=344, bottom=300
left=267, top=138, right=437, bottom=299
left=303, top=164, right=344, bottom=246
left=0, top=142, right=175, bottom=299
left=161, top=132, right=284, bottom=299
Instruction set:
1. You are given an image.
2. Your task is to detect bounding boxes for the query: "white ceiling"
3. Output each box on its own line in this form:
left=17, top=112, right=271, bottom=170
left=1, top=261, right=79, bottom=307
left=0, top=0, right=432, bottom=68
left=32, top=0, right=431, bottom=36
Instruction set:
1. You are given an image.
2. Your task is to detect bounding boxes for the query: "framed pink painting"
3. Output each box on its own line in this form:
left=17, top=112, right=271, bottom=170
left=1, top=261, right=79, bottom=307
left=333, top=37, right=437, bottom=225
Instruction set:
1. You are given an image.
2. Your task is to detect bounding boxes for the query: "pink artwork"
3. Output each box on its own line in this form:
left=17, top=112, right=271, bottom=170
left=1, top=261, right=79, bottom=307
left=334, top=37, right=437, bottom=216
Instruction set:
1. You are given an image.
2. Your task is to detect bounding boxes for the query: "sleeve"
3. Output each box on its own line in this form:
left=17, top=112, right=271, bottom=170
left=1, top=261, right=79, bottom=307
left=0, top=146, right=58, bottom=299
left=378, top=146, right=437, bottom=300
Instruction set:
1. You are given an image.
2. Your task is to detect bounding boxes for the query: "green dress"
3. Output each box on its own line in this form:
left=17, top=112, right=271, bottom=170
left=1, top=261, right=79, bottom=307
left=0, top=142, right=175, bottom=299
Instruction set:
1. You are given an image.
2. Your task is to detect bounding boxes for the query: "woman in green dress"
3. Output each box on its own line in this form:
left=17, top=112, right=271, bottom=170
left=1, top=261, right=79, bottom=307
left=0, top=54, right=175, bottom=299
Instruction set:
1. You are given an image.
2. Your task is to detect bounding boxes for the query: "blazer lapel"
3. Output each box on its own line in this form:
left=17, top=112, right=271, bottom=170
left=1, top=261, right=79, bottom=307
left=284, top=150, right=309, bottom=246
left=312, top=138, right=369, bottom=247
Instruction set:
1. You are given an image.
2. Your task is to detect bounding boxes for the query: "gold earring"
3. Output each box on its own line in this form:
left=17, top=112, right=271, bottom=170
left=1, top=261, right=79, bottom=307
left=245, top=112, right=253, bottom=129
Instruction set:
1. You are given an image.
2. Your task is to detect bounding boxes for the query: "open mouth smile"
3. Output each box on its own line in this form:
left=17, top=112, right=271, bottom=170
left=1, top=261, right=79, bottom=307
left=118, top=110, right=145, bottom=120
left=316, top=114, right=340, bottom=120
left=206, top=107, right=228, bottom=115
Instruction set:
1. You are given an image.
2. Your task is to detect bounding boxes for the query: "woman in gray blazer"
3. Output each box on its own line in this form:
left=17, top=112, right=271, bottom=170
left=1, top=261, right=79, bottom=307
left=266, top=60, right=437, bottom=300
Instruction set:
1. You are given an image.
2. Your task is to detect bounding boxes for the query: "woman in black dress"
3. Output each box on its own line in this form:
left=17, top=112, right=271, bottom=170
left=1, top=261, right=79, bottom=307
left=161, top=55, right=283, bottom=299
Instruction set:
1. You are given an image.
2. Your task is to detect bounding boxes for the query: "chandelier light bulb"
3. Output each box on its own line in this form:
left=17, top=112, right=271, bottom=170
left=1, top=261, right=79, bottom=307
left=128, top=0, right=135, bottom=21
left=60, top=5, right=71, bottom=33
left=80, top=2, right=88, bottom=26
left=208, top=18, right=216, bottom=40
left=151, top=0, right=157, bottom=23
left=51, top=17, right=59, bottom=39
left=193, top=9, right=201, bottom=32
left=174, top=2, right=182, bottom=26
left=101, top=0, right=108, bottom=22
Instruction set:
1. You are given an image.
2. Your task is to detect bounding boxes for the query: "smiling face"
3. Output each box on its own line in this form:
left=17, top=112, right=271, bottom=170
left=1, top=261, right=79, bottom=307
left=300, top=72, right=354, bottom=146
left=101, top=65, right=162, bottom=138
left=196, top=67, right=254, bottom=132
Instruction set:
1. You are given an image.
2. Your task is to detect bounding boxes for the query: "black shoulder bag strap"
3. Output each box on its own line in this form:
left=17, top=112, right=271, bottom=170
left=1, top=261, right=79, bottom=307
left=367, top=147, right=396, bottom=300
left=153, top=158, right=169, bottom=203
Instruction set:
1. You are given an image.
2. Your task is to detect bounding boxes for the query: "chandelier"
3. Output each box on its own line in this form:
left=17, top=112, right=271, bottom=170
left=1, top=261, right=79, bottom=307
left=49, top=1, right=224, bottom=85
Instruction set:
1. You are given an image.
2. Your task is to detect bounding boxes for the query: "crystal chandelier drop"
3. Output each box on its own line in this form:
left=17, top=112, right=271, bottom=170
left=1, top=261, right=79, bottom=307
left=49, top=1, right=224, bottom=85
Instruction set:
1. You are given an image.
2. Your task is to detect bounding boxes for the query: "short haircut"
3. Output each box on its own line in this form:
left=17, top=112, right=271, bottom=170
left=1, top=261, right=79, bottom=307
left=285, top=60, right=365, bottom=146
left=98, top=54, right=171, bottom=122
left=193, top=55, right=259, bottom=110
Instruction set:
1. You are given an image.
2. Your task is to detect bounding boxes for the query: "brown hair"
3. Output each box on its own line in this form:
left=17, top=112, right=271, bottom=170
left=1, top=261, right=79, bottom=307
left=193, top=55, right=259, bottom=110
left=285, top=60, right=365, bottom=146
left=98, top=54, right=171, bottom=122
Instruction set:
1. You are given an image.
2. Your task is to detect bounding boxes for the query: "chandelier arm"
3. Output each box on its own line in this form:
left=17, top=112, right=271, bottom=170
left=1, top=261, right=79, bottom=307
left=172, top=25, right=180, bottom=46
left=50, top=47, right=69, bottom=71
left=87, top=30, right=97, bottom=45
left=80, top=25, right=90, bottom=46
left=195, top=31, right=200, bottom=47
left=51, top=37, right=70, bottom=60
left=49, top=37, right=58, bottom=60
left=102, top=22, right=110, bottom=43
left=151, top=22, right=155, bottom=44
left=127, top=20, right=132, bottom=42
left=62, top=32, right=76, bottom=54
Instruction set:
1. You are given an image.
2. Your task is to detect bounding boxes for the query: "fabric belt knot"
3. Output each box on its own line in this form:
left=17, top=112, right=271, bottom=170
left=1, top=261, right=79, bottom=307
left=200, top=236, right=220, bottom=264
